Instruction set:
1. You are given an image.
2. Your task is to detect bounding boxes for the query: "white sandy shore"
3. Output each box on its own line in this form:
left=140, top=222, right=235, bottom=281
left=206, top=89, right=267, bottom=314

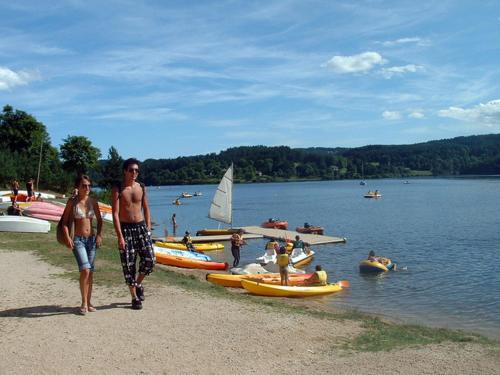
left=0, top=250, right=498, bottom=375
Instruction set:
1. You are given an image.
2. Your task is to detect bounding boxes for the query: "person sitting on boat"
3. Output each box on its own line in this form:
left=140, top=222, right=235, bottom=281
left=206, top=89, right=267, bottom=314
left=36, top=193, right=44, bottom=202
left=292, top=235, right=305, bottom=250
left=368, top=250, right=396, bottom=270
left=182, top=231, right=195, bottom=252
left=277, top=246, right=289, bottom=286
left=7, top=202, right=22, bottom=216
left=303, top=222, right=310, bottom=228
left=304, top=265, right=328, bottom=286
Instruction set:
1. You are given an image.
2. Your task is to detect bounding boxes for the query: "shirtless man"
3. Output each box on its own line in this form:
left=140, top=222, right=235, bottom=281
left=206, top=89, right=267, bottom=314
left=112, top=158, right=155, bottom=310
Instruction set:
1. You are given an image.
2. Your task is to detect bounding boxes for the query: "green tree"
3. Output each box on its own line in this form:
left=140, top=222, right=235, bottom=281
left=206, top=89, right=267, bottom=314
left=100, top=146, right=123, bottom=188
left=60, top=135, right=101, bottom=175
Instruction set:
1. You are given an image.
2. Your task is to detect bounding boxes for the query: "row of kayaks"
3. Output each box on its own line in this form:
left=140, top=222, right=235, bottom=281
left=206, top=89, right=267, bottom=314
left=206, top=273, right=348, bottom=297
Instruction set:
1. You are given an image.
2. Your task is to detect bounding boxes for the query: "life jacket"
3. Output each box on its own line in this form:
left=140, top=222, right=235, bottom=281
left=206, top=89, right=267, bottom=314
left=277, top=253, right=289, bottom=267
left=315, top=270, right=327, bottom=286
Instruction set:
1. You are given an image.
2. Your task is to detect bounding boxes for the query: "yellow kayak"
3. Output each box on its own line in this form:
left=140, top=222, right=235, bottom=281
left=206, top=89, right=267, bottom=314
left=155, top=241, right=224, bottom=252
left=206, top=273, right=313, bottom=288
left=241, top=279, right=344, bottom=298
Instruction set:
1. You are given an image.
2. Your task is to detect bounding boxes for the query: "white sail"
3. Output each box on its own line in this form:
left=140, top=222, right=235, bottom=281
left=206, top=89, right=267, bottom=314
left=209, top=164, right=233, bottom=225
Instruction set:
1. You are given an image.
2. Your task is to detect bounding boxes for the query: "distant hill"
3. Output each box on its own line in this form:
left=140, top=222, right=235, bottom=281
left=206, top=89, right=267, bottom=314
left=138, top=134, right=500, bottom=185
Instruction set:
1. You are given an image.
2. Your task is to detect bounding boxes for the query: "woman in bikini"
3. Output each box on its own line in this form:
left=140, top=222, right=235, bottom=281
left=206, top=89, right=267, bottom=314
left=61, top=175, right=103, bottom=315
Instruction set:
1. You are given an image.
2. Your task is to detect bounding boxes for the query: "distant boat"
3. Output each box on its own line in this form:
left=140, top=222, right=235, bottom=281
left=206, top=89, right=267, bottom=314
left=261, top=219, right=288, bottom=230
left=193, top=192, right=203, bottom=196
left=181, top=192, right=193, bottom=198
left=359, top=161, right=366, bottom=185
left=364, top=191, right=381, bottom=198
left=403, top=181, right=410, bottom=184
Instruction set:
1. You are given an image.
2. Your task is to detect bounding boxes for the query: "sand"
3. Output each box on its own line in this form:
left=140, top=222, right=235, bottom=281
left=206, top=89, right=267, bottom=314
left=0, top=250, right=498, bottom=374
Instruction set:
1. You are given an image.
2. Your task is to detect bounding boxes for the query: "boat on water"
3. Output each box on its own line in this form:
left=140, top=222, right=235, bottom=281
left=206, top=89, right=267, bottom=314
left=206, top=272, right=314, bottom=288
left=364, top=190, right=381, bottom=198
left=296, top=224, right=324, bottom=235
left=261, top=218, right=288, bottom=230
left=360, top=181, right=366, bottom=186
left=359, top=257, right=395, bottom=273
left=197, top=164, right=235, bottom=235
left=0, top=216, right=51, bottom=233
left=193, top=192, right=202, bottom=196
left=181, top=192, right=193, bottom=198
left=196, top=228, right=240, bottom=236
left=240, top=279, right=346, bottom=298
left=172, top=199, right=182, bottom=205
left=256, top=247, right=314, bottom=269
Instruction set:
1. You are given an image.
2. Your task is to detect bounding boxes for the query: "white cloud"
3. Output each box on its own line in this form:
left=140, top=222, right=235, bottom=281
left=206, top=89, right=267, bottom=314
left=380, top=37, right=430, bottom=47
left=324, top=52, right=386, bottom=74
left=438, top=99, right=500, bottom=126
left=382, top=111, right=402, bottom=120
left=0, top=67, right=37, bottom=90
left=381, top=64, right=423, bottom=78
left=409, top=111, right=425, bottom=119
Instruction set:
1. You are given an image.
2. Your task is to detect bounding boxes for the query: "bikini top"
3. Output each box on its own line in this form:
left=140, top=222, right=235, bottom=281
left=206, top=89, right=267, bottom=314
left=73, top=199, right=95, bottom=219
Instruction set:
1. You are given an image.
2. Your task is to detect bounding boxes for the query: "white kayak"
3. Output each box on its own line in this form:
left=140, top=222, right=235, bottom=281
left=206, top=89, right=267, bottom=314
left=0, top=190, right=56, bottom=199
left=0, top=216, right=51, bottom=233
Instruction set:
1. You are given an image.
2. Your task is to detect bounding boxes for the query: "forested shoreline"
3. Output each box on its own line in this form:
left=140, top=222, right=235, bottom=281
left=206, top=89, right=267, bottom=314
left=1, top=105, right=500, bottom=192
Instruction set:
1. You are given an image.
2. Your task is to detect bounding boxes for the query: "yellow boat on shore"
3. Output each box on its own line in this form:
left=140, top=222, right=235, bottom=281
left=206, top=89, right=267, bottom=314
left=206, top=273, right=313, bottom=288
left=155, top=241, right=224, bottom=252
left=241, top=279, right=345, bottom=298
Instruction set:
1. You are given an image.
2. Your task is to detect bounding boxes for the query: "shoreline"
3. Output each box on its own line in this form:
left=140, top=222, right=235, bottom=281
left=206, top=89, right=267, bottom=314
left=1, top=248, right=499, bottom=374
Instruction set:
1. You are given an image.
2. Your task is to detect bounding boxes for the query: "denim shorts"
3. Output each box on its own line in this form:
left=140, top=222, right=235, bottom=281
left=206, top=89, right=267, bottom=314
left=73, top=235, right=97, bottom=272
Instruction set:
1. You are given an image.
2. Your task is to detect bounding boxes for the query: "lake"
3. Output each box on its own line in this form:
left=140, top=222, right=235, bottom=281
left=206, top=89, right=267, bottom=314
left=147, top=178, right=500, bottom=339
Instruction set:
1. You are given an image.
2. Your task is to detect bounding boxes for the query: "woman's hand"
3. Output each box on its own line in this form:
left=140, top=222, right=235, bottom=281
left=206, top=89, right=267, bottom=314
left=96, top=234, right=102, bottom=248
left=65, top=236, right=73, bottom=250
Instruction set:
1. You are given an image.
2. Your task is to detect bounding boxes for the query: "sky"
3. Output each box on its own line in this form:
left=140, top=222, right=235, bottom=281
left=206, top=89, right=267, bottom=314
left=1, top=0, right=500, bottom=160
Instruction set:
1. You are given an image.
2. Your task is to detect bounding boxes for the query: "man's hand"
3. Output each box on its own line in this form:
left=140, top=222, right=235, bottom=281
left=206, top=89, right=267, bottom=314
left=118, top=236, right=126, bottom=251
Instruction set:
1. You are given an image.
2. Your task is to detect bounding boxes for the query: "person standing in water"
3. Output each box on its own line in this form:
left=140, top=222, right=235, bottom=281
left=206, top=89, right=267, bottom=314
left=171, top=213, right=177, bottom=235
left=112, top=158, right=155, bottom=310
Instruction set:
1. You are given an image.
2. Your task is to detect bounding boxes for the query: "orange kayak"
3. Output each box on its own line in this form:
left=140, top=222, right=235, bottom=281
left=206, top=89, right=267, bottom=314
left=156, top=252, right=228, bottom=270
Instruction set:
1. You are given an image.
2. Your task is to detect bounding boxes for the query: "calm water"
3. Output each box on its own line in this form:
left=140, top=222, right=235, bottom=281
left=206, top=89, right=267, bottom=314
left=147, top=178, right=500, bottom=338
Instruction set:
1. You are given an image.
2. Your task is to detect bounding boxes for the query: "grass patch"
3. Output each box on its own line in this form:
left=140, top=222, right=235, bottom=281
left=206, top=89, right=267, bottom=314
left=0, top=222, right=498, bottom=352
left=344, top=316, right=492, bottom=352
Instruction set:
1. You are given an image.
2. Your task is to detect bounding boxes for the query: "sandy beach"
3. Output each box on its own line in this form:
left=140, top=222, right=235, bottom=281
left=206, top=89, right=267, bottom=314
left=0, top=249, right=498, bottom=375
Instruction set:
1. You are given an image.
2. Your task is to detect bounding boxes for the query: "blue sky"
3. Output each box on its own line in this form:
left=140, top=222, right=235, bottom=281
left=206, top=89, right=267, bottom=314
left=1, top=1, right=499, bottom=160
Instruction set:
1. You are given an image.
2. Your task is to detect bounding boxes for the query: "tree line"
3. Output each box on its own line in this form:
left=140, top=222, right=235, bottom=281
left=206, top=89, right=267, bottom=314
left=2, top=105, right=500, bottom=194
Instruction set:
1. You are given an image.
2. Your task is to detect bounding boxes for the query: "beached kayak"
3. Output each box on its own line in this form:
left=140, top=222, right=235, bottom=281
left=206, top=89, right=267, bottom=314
left=155, top=241, right=224, bottom=252
left=21, top=202, right=64, bottom=221
left=153, top=245, right=212, bottom=262
left=155, top=252, right=228, bottom=270
left=206, top=272, right=314, bottom=288
left=0, top=216, right=51, bottom=233
left=241, top=279, right=344, bottom=298
left=359, top=259, right=394, bottom=273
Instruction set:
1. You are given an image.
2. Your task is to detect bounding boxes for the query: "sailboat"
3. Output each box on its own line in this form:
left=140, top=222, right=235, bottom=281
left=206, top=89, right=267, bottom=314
left=196, top=164, right=240, bottom=236
left=359, top=161, right=366, bottom=185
